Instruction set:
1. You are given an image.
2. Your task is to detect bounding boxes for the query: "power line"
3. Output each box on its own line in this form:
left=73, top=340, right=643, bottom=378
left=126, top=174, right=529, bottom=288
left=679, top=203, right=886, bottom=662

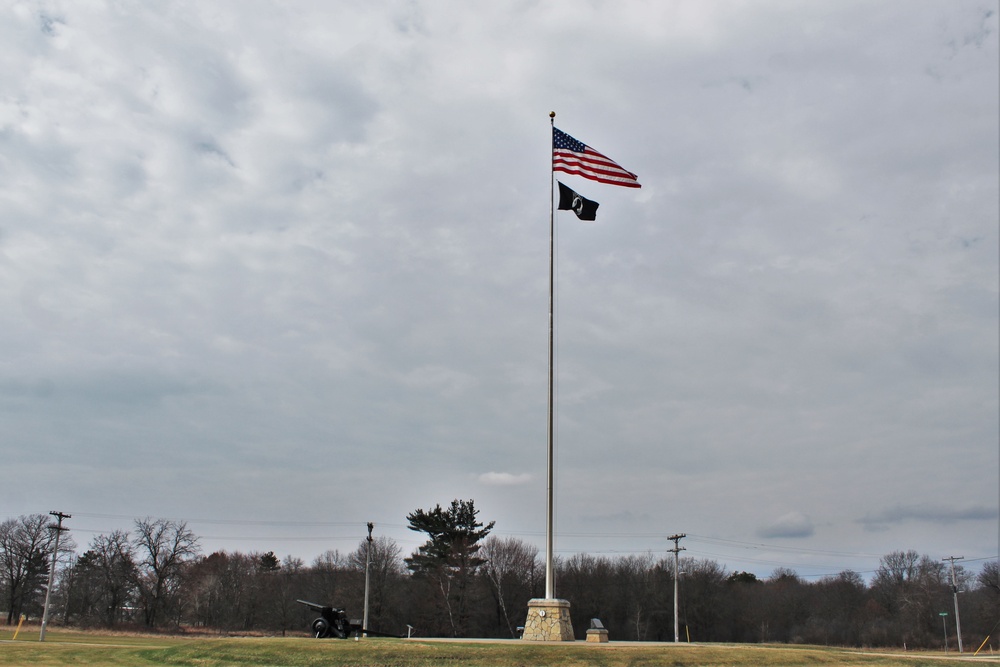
left=70, top=512, right=367, bottom=527
left=688, top=534, right=884, bottom=559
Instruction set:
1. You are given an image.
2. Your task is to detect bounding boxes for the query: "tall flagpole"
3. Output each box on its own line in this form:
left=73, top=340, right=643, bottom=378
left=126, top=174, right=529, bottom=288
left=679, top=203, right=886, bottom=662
left=527, top=112, right=637, bottom=640
left=522, top=112, right=574, bottom=640
left=545, top=111, right=556, bottom=600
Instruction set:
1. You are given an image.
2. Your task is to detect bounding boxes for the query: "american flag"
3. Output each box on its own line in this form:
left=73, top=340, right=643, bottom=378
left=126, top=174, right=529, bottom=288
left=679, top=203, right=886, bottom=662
left=552, top=127, right=640, bottom=188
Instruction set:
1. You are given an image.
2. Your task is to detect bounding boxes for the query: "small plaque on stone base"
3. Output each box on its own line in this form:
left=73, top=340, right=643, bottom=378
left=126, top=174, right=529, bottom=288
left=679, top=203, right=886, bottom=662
left=586, top=618, right=609, bottom=643
left=521, top=598, right=574, bottom=641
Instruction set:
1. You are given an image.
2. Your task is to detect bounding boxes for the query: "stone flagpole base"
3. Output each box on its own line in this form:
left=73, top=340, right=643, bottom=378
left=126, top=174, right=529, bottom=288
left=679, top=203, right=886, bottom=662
left=521, top=598, right=574, bottom=641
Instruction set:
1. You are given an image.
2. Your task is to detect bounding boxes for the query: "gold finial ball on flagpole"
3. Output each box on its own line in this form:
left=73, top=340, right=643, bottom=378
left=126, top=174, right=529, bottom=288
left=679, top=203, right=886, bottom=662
left=549, top=111, right=555, bottom=118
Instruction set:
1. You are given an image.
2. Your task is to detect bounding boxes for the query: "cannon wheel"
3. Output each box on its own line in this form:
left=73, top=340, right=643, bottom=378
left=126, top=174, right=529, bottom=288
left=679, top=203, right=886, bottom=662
left=312, top=618, right=330, bottom=638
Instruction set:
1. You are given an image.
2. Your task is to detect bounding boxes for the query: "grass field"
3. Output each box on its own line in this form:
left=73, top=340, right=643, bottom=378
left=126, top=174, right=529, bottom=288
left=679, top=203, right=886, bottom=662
left=0, top=626, right=992, bottom=666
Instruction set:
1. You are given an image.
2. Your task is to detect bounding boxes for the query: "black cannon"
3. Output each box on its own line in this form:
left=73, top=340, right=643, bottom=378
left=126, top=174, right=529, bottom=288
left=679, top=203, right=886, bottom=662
left=296, top=599, right=403, bottom=639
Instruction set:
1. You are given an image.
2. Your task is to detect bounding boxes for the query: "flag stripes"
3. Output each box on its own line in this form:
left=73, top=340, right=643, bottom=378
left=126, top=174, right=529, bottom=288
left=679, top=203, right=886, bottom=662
left=552, top=127, right=640, bottom=188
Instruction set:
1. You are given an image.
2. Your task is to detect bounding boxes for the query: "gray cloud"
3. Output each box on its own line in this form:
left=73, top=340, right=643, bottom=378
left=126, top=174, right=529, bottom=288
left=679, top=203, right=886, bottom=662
left=858, top=505, right=999, bottom=530
left=478, top=472, right=532, bottom=487
left=758, top=512, right=816, bottom=539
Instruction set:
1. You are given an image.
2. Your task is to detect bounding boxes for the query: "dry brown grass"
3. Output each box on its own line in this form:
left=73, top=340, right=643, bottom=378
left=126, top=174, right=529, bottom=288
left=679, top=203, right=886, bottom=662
left=1, top=625, right=988, bottom=666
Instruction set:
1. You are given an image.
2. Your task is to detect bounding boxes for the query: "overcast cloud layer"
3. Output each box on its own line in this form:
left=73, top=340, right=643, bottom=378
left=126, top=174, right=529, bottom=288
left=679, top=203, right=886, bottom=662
left=1, top=0, right=997, bottom=580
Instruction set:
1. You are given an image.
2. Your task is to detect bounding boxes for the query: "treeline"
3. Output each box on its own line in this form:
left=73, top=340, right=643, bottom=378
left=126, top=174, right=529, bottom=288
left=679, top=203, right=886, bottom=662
left=2, top=512, right=999, bottom=649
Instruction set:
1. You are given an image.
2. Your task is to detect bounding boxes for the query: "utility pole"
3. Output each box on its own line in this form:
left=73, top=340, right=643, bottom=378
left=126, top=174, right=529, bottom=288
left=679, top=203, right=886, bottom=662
left=39, top=511, right=71, bottom=642
left=668, top=533, right=686, bottom=643
left=362, top=522, right=374, bottom=637
left=943, top=555, right=964, bottom=653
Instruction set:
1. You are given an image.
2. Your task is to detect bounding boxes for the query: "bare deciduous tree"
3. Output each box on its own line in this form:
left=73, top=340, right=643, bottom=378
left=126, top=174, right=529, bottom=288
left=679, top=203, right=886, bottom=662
left=132, top=518, right=199, bottom=628
left=89, top=530, right=137, bottom=627
left=350, top=535, right=404, bottom=631
left=0, top=514, right=56, bottom=624
left=481, top=535, right=539, bottom=637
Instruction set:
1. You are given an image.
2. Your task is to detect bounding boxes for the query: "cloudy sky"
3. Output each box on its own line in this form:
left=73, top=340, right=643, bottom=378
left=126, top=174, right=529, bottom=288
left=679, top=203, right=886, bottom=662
left=2, top=0, right=997, bottom=582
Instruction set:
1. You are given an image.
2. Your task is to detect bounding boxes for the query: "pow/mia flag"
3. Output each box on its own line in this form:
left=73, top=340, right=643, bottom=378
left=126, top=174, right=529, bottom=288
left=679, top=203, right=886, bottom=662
left=557, top=181, right=599, bottom=221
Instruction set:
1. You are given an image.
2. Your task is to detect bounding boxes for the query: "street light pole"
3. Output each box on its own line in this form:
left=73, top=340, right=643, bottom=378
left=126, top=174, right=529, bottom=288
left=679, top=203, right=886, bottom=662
left=362, top=522, right=374, bottom=637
